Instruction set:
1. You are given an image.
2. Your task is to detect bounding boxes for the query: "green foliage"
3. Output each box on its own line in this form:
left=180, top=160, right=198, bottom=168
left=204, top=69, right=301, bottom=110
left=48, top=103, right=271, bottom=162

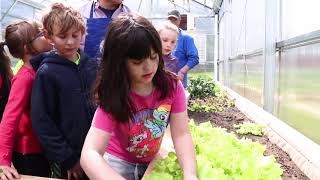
left=188, top=72, right=213, bottom=80
left=145, top=152, right=183, bottom=180
left=187, top=76, right=220, bottom=99
left=188, top=93, right=235, bottom=113
left=146, top=120, right=283, bottom=180
left=187, top=76, right=235, bottom=113
left=146, top=172, right=174, bottom=180
left=12, top=59, right=23, bottom=75
left=234, top=122, right=265, bottom=136
left=188, top=100, right=220, bottom=112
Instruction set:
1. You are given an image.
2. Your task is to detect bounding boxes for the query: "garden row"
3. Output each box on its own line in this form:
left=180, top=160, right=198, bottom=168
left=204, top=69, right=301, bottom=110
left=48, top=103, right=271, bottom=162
left=145, top=74, right=308, bottom=180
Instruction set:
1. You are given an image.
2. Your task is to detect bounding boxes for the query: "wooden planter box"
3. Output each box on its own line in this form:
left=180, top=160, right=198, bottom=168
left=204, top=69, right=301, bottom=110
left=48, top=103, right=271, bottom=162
left=20, top=175, right=61, bottom=180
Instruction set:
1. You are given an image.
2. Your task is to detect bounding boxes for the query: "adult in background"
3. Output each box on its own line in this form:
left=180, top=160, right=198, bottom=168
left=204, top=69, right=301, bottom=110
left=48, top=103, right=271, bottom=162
left=167, top=9, right=199, bottom=88
left=79, top=0, right=130, bottom=59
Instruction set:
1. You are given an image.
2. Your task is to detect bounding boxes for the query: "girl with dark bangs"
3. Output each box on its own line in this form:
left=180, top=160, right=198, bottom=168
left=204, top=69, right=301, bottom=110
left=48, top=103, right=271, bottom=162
left=81, top=14, right=197, bottom=180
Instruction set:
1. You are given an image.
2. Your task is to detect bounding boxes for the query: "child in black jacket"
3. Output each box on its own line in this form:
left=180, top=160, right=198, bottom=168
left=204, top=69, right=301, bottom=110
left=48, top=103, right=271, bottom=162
left=31, top=3, right=97, bottom=179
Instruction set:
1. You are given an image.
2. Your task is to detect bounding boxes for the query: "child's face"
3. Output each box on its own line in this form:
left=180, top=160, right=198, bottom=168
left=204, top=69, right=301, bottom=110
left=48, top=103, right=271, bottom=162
left=104, top=0, right=123, bottom=4
left=126, top=49, right=159, bottom=86
left=159, top=29, right=178, bottom=55
left=30, top=31, right=52, bottom=54
left=49, top=26, right=82, bottom=61
left=168, top=17, right=181, bottom=27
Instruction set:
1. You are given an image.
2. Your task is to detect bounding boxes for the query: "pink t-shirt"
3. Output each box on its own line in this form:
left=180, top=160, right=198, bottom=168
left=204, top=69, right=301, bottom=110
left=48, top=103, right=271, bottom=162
left=92, top=81, right=186, bottom=163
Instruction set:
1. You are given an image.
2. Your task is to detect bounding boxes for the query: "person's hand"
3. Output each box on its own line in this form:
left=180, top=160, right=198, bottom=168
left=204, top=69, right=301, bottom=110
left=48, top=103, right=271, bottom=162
left=67, top=161, right=84, bottom=180
left=177, top=71, right=185, bottom=82
left=0, top=165, right=20, bottom=180
left=183, top=173, right=198, bottom=180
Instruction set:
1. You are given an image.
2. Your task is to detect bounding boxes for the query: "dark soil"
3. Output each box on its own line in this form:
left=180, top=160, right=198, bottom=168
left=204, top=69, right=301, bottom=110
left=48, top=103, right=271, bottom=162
left=188, top=106, right=309, bottom=180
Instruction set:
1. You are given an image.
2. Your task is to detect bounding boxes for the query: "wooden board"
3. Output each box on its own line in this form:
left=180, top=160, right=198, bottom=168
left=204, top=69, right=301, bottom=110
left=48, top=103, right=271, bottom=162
left=20, top=175, right=63, bottom=180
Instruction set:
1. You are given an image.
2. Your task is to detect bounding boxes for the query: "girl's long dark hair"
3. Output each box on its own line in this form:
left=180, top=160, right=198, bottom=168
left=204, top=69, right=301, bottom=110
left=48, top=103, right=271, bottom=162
left=0, top=42, right=12, bottom=120
left=0, top=42, right=12, bottom=81
left=95, top=14, right=177, bottom=123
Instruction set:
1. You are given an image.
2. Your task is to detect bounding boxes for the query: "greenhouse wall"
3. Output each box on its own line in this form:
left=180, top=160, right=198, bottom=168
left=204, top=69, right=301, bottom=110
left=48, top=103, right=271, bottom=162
left=1, top=0, right=45, bottom=39
left=1, top=0, right=215, bottom=69
left=217, top=0, right=320, bottom=145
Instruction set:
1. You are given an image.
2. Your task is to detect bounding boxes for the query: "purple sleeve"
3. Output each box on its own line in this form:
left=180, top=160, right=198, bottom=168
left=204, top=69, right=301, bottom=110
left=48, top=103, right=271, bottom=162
left=171, top=81, right=187, bottom=113
left=92, top=107, right=115, bottom=133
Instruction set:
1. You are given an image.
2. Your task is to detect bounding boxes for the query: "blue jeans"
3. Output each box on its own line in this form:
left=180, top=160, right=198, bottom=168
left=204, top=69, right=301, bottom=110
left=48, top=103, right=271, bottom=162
left=103, top=153, right=148, bottom=180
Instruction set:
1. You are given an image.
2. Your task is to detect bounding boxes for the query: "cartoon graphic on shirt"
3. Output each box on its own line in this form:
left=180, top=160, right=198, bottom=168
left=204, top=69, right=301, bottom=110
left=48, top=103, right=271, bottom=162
left=126, top=129, right=147, bottom=153
left=127, top=104, right=171, bottom=159
left=145, top=105, right=171, bottom=138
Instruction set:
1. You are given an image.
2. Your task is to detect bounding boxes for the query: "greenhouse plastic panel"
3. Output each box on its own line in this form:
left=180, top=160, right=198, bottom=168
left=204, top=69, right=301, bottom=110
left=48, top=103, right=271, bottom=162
left=278, top=43, right=320, bottom=144
left=229, top=55, right=264, bottom=107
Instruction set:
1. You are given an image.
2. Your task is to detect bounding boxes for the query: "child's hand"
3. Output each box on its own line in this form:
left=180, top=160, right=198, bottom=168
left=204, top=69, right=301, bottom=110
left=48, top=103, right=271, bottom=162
left=177, top=71, right=184, bottom=81
left=0, top=165, right=20, bottom=180
left=183, top=173, right=198, bottom=180
left=67, top=161, right=84, bottom=180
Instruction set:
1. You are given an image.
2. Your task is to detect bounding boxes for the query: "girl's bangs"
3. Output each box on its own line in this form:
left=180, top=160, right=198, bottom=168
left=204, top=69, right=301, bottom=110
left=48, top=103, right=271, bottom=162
left=126, top=27, right=154, bottom=60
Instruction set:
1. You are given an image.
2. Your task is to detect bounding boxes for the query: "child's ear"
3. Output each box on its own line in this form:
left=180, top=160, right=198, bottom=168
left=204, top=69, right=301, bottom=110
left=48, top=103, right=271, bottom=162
left=23, top=44, right=32, bottom=55
left=43, top=30, right=53, bottom=43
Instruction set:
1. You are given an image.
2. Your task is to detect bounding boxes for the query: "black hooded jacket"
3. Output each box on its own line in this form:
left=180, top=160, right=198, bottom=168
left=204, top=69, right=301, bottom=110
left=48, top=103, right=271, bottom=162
left=31, top=51, right=98, bottom=171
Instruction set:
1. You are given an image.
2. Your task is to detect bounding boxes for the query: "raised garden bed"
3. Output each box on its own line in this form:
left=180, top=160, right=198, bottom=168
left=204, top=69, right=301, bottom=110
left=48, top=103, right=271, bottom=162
left=189, top=106, right=309, bottom=180
left=144, top=75, right=309, bottom=180
left=187, top=75, right=309, bottom=179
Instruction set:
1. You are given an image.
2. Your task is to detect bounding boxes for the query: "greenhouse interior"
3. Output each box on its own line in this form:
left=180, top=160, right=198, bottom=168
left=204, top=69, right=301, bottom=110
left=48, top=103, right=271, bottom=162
left=0, top=0, right=319, bottom=179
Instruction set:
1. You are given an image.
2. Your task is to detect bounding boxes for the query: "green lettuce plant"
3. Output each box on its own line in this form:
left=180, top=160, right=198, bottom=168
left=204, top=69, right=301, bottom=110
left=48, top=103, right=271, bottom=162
left=146, top=121, right=283, bottom=180
left=234, top=122, right=265, bottom=136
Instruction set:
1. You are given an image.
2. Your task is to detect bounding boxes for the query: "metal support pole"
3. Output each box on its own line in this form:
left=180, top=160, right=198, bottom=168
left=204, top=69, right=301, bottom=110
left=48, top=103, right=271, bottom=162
left=263, top=0, right=277, bottom=113
left=138, top=0, right=143, bottom=12
left=0, top=0, right=19, bottom=22
left=225, top=1, right=231, bottom=87
left=150, top=0, right=153, bottom=17
left=0, top=1, right=1, bottom=40
left=214, top=14, right=219, bottom=81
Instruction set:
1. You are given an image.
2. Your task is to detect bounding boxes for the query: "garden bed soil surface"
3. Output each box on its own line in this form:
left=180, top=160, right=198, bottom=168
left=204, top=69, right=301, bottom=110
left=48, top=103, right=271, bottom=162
left=188, top=106, right=309, bottom=180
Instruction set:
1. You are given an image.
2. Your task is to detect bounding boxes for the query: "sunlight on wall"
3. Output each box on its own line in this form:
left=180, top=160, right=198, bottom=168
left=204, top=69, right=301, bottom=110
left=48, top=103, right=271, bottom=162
left=282, top=0, right=320, bottom=40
